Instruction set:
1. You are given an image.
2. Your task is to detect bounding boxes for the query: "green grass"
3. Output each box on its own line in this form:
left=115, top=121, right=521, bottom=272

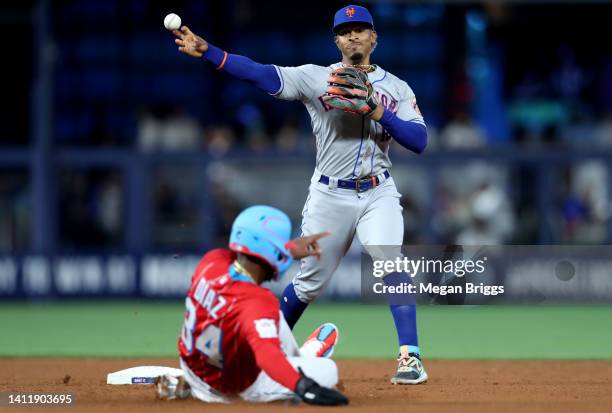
left=1, top=302, right=611, bottom=359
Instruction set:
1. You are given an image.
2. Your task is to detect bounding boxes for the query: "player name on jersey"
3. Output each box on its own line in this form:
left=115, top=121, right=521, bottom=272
left=193, top=276, right=228, bottom=319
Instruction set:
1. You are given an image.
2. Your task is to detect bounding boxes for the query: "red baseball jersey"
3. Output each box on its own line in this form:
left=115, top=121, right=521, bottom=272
left=178, top=249, right=300, bottom=395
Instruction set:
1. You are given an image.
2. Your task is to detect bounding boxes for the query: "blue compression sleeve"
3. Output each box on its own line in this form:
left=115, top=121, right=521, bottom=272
left=390, top=304, right=419, bottom=349
left=378, top=108, right=428, bottom=154
left=202, top=43, right=281, bottom=94
left=280, top=283, right=309, bottom=329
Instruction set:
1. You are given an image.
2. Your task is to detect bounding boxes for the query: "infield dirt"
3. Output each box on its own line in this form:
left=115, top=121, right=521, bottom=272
left=1, top=358, right=611, bottom=412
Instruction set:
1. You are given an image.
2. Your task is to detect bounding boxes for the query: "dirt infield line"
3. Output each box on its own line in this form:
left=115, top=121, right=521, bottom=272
left=1, top=358, right=611, bottom=412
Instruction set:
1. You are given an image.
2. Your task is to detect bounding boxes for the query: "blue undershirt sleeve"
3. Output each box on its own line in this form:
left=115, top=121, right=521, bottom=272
left=378, top=108, right=428, bottom=154
left=202, top=43, right=281, bottom=95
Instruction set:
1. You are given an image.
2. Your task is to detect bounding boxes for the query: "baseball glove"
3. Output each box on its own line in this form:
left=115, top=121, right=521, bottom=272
left=321, top=66, right=378, bottom=116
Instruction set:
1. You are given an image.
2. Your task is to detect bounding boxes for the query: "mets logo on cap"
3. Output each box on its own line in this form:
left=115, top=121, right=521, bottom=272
left=333, top=5, right=375, bottom=34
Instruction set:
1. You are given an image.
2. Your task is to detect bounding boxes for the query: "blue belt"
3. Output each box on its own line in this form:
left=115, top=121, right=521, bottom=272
left=318, top=170, right=390, bottom=193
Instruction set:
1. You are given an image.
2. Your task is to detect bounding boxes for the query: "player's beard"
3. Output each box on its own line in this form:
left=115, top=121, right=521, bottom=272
left=349, top=52, right=364, bottom=64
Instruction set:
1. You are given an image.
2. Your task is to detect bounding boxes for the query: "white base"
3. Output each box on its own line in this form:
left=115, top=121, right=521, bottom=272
left=107, top=366, right=184, bottom=385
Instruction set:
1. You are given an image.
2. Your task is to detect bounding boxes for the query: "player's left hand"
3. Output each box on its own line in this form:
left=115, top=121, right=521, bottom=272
left=294, top=368, right=349, bottom=406
left=322, top=67, right=378, bottom=116
left=286, top=232, right=330, bottom=260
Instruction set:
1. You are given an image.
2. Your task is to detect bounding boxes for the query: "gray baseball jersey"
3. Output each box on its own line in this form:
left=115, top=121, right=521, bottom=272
left=272, top=63, right=425, bottom=180
left=271, top=62, right=423, bottom=303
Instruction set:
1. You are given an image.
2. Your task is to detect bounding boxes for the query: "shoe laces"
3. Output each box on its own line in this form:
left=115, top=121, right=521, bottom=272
left=397, top=352, right=421, bottom=361
left=397, top=353, right=422, bottom=371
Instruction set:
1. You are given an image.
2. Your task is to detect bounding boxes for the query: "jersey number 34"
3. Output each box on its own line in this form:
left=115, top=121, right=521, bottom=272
left=181, top=297, right=224, bottom=368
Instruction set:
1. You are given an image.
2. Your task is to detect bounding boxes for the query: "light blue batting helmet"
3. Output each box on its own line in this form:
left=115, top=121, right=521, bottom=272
left=229, top=205, right=293, bottom=278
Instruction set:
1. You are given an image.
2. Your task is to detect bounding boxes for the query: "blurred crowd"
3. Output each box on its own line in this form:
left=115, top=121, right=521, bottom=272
left=3, top=106, right=611, bottom=251
left=131, top=104, right=612, bottom=155
left=129, top=107, right=612, bottom=156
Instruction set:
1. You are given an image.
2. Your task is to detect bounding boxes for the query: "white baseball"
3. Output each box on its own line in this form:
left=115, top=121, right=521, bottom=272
left=164, top=13, right=181, bottom=31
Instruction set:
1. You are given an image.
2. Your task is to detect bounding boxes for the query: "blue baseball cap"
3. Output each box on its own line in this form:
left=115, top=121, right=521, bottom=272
left=333, top=5, right=375, bottom=34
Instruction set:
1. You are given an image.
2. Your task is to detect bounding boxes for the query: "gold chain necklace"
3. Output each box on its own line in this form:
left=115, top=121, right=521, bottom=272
left=343, top=63, right=377, bottom=73
left=233, top=260, right=256, bottom=282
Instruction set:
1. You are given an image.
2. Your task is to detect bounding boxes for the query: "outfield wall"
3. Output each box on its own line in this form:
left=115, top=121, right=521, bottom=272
left=2, top=244, right=612, bottom=302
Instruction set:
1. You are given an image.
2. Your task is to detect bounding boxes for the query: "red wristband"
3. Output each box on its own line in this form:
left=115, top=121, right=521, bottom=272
left=216, top=51, right=228, bottom=70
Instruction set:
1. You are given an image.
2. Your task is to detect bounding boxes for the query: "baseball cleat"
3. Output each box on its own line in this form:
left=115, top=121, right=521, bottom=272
left=154, top=374, right=191, bottom=400
left=299, top=322, right=339, bottom=358
left=390, top=353, right=428, bottom=385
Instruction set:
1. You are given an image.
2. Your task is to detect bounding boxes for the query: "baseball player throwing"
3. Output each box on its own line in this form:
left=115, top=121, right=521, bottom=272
left=156, top=205, right=348, bottom=405
left=172, top=4, right=428, bottom=384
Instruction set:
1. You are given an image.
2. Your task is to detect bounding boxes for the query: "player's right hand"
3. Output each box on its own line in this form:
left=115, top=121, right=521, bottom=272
left=286, top=232, right=330, bottom=260
left=173, top=26, right=208, bottom=58
left=294, top=368, right=349, bottom=406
